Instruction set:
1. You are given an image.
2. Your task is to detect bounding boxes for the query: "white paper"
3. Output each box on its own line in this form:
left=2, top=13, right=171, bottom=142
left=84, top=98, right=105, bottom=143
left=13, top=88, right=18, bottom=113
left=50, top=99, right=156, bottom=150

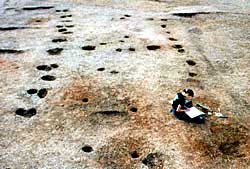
left=185, top=107, right=205, bottom=118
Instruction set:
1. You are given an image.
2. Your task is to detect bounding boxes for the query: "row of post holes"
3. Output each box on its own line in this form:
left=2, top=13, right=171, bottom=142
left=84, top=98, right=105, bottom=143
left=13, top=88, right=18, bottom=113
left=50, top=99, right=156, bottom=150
left=14, top=10, right=197, bottom=166
left=15, top=8, right=74, bottom=118
left=80, top=44, right=184, bottom=53
left=81, top=145, right=156, bottom=167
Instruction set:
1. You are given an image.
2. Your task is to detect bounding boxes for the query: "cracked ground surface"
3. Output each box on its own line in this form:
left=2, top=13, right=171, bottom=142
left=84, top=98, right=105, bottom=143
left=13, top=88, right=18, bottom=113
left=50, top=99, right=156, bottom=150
left=0, top=0, right=250, bottom=168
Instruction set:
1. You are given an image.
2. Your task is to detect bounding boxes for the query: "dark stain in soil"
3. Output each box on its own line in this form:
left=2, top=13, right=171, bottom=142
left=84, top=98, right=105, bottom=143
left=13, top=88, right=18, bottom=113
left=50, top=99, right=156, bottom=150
left=15, top=108, right=37, bottom=118
left=60, top=15, right=72, bottom=18
left=169, top=37, right=178, bottom=41
left=142, top=153, right=165, bottom=168
left=128, top=48, right=135, bottom=51
left=22, top=6, right=54, bottom=10
left=95, top=111, right=126, bottom=116
left=36, top=65, right=52, bottom=71
left=52, top=38, right=67, bottom=43
left=110, top=70, right=119, bottom=74
left=56, top=25, right=64, bottom=28
left=27, top=89, right=38, bottom=94
left=97, top=68, right=105, bottom=71
left=82, top=98, right=89, bottom=103
left=37, top=88, right=48, bottom=98
left=47, top=48, right=63, bottom=55
left=130, top=107, right=138, bottom=112
left=186, top=60, right=196, bottom=66
left=172, top=12, right=211, bottom=18
left=172, top=44, right=183, bottom=49
left=41, top=75, right=56, bottom=81
left=0, top=49, right=24, bottom=54
left=147, top=45, right=161, bottom=50
left=0, top=26, right=26, bottom=31
left=189, top=72, right=198, bottom=77
left=50, top=64, right=59, bottom=68
left=178, top=49, right=185, bottom=53
left=82, top=46, right=96, bottom=51
left=58, top=28, right=67, bottom=32
left=82, top=145, right=93, bottom=153
left=130, top=151, right=140, bottom=158
left=116, top=48, right=122, bottom=52
left=124, top=14, right=131, bottom=17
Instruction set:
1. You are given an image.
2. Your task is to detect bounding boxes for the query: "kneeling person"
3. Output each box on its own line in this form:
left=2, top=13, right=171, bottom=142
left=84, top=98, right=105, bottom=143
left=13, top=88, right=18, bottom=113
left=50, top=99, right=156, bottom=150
left=171, top=88, right=205, bottom=124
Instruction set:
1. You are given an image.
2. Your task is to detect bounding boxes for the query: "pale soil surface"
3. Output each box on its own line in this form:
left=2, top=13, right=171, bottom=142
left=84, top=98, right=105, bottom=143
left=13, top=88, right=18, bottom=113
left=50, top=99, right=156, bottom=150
left=0, top=0, right=250, bottom=168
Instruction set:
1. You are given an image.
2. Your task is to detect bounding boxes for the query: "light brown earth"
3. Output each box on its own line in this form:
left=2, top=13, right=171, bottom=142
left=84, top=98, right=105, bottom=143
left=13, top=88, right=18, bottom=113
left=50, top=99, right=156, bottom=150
left=0, top=0, right=250, bottom=168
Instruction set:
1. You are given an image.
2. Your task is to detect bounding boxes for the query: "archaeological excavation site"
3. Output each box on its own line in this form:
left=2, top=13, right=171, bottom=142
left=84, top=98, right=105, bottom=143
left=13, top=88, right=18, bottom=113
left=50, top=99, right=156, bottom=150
left=0, top=0, right=250, bottom=168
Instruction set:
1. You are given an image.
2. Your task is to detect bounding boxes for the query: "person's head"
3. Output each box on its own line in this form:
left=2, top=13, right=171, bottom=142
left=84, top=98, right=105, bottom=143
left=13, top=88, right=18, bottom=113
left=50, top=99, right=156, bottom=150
left=183, top=88, right=194, bottom=100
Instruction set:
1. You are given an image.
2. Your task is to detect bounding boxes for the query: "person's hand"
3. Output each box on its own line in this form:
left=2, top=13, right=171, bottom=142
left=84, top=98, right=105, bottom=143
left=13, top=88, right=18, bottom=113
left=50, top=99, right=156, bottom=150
left=185, top=108, right=191, bottom=111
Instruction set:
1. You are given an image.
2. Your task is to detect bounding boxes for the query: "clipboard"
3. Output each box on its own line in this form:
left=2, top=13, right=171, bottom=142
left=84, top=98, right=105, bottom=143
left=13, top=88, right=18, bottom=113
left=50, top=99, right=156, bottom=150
left=185, top=107, right=205, bottom=118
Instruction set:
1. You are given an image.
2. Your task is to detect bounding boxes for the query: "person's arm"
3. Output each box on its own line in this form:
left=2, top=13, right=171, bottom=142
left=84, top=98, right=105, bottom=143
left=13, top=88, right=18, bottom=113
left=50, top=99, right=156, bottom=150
left=176, top=104, right=186, bottom=112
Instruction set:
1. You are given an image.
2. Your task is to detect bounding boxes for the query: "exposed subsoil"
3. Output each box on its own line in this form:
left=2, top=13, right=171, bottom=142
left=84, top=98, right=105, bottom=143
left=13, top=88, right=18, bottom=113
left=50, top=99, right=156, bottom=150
left=0, top=0, right=250, bottom=168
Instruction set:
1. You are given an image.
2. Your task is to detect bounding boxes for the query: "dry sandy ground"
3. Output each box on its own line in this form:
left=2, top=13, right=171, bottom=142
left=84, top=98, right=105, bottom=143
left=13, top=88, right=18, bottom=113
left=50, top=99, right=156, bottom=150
left=0, top=0, right=250, bottom=168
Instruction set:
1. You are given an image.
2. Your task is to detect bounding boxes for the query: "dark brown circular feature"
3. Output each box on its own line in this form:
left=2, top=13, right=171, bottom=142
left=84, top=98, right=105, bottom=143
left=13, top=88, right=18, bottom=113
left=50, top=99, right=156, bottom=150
left=97, top=68, right=105, bottom=71
left=110, top=70, right=119, bottom=74
left=41, top=75, right=56, bottom=81
left=116, top=48, right=122, bottom=52
left=50, top=64, right=59, bottom=68
left=161, top=25, right=166, bottom=28
left=47, top=48, right=63, bottom=55
left=189, top=72, right=198, bottom=77
left=130, top=107, right=138, bottom=112
left=147, top=45, right=161, bottom=50
left=124, top=14, right=131, bottom=17
left=60, top=15, right=72, bottom=18
left=58, top=28, right=67, bottom=32
left=177, top=49, right=185, bottom=53
left=26, top=108, right=37, bottom=117
left=186, top=60, right=196, bottom=66
left=124, top=35, right=129, bottom=38
left=56, top=25, right=64, bottom=28
left=27, top=89, right=38, bottom=94
left=82, top=46, right=96, bottom=51
left=82, top=98, right=89, bottom=103
left=56, top=25, right=63, bottom=28
left=128, top=47, right=135, bottom=51
left=82, top=145, right=93, bottom=153
left=130, top=151, right=140, bottom=158
left=16, top=108, right=37, bottom=118
left=169, top=37, right=178, bottom=41
left=172, top=44, right=183, bottom=49
left=52, top=38, right=67, bottom=43
left=99, top=43, right=107, bottom=45
left=15, top=108, right=26, bottom=116
left=37, top=88, right=48, bottom=98
left=36, top=65, right=52, bottom=71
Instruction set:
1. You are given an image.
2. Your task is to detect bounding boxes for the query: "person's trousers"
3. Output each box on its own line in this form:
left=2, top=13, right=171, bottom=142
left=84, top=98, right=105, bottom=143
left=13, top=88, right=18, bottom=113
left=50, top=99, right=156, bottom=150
left=171, top=109, right=205, bottom=124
